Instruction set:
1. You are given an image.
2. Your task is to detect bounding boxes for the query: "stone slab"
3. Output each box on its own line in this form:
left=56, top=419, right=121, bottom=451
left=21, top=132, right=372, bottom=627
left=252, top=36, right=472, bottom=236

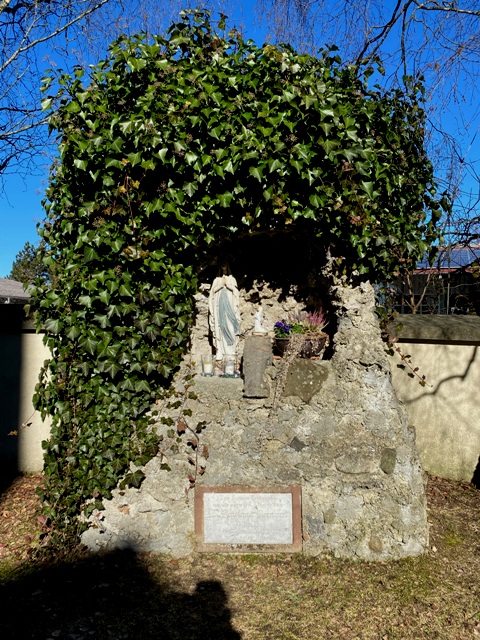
left=283, top=360, right=329, bottom=402
left=195, top=485, right=302, bottom=552
left=388, top=314, right=480, bottom=344
left=243, top=335, right=272, bottom=398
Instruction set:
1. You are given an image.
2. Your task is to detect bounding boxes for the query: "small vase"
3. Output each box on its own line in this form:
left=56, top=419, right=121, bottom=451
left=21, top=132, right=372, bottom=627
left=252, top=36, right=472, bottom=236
left=273, top=337, right=290, bottom=357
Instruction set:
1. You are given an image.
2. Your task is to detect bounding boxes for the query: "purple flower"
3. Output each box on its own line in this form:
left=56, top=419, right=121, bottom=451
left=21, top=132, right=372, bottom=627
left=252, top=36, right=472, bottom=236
left=274, top=320, right=292, bottom=337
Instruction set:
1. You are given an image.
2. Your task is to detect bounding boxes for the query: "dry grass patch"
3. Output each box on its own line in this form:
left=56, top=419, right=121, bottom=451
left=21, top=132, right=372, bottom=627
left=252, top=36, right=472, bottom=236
left=0, top=474, right=43, bottom=578
left=0, top=474, right=478, bottom=639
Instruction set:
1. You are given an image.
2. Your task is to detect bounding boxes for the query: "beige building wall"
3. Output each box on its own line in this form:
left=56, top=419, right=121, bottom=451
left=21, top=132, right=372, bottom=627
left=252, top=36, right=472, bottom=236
left=390, top=315, right=480, bottom=483
left=17, top=332, right=51, bottom=473
left=0, top=304, right=51, bottom=475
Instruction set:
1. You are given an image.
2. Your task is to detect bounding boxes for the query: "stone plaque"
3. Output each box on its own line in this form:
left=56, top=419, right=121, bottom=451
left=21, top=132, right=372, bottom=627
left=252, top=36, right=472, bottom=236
left=195, top=486, right=302, bottom=552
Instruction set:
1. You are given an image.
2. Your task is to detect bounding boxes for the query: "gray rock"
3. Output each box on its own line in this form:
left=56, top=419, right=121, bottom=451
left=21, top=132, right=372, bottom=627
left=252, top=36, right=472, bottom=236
left=380, top=448, right=397, bottom=474
left=283, top=360, right=329, bottom=403
left=335, top=446, right=379, bottom=475
left=290, top=436, right=308, bottom=451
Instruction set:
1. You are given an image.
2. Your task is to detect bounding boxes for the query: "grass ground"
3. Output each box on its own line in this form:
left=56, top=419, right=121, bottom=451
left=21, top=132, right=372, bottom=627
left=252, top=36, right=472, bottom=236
left=0, top=474, right=478, bottom=639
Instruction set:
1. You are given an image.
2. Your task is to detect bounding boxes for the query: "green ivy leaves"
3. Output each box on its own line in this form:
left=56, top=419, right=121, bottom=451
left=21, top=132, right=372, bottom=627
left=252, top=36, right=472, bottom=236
left=32, top=9, right=444, bottom=546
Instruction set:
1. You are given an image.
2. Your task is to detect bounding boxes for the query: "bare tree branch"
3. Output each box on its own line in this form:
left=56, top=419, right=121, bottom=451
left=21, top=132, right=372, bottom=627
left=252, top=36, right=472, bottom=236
left=1, top=0, right=110, bottom=75
left=3, top=0, right=480, bottom=254
left=255, top=0, right=480, bottom=270
left=355, top=0, right=413, bottom=64
left=0, top=0, right=12, bottom=13
left=0, top=0, right=113, bottom=183
left=0, top=0, right=232, bottom=185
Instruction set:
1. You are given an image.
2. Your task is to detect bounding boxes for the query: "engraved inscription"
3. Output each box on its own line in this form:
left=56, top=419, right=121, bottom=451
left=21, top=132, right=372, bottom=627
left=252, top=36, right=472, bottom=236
left=203, top=492, right=293, bottom=545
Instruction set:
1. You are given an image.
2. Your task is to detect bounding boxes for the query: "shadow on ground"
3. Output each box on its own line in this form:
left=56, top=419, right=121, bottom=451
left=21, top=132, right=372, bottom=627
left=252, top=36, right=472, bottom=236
left=471, top=456, right=480, bottom=489
left=0, top=461, right=19, bottom=497
left=0, top=549, right=241, bottom=640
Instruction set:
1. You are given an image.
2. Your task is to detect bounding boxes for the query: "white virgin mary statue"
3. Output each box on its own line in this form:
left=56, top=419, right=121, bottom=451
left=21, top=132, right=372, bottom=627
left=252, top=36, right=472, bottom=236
left=208, top=262, right=241, bottom=364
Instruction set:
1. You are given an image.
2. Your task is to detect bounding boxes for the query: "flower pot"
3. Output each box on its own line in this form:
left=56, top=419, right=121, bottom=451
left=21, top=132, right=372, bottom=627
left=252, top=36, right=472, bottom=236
left=274, top=334, right=327, bottom=358
left=273, top=337, right=290, bottom=357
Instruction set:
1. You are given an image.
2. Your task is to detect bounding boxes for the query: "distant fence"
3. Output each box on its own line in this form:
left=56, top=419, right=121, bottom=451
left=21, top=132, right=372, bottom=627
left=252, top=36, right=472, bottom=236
left=2, top=309, right=479, bottom=485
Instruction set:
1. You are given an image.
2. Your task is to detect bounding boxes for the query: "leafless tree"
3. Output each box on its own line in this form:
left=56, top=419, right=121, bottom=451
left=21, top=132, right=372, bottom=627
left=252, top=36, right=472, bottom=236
left=256, top=6, right=480, bottom=207
left=73, top=0, right=233, bottom=62
left=0, top=0, right=234, bottom=190
left=0, top=0, right=112, bottom=186
left=252, top=0, right=480, bottom=307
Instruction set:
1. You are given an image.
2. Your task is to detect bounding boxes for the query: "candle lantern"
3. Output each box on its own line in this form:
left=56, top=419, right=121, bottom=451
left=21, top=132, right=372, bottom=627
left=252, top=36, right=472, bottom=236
left=202, top=353, right=214, bottom=376
left=224, top=355, right=235, bottom=376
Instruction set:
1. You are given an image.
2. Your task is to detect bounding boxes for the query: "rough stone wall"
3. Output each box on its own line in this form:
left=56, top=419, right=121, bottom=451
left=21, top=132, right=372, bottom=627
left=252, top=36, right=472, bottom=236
left=82, top=276, right=429, bottom=560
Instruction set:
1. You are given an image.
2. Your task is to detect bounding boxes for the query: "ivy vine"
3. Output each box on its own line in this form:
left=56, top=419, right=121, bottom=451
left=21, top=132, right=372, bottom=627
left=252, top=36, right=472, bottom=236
left=31, top=9, right=445, bottom=543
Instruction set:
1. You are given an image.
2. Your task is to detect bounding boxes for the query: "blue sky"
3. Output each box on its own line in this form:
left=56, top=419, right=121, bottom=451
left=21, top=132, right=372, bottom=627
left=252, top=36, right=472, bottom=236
left=0, top=172, right=47, bottom=277
left=1, top=2, right=480, bottom=277
left=0, top=1, right=267, bottom=278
